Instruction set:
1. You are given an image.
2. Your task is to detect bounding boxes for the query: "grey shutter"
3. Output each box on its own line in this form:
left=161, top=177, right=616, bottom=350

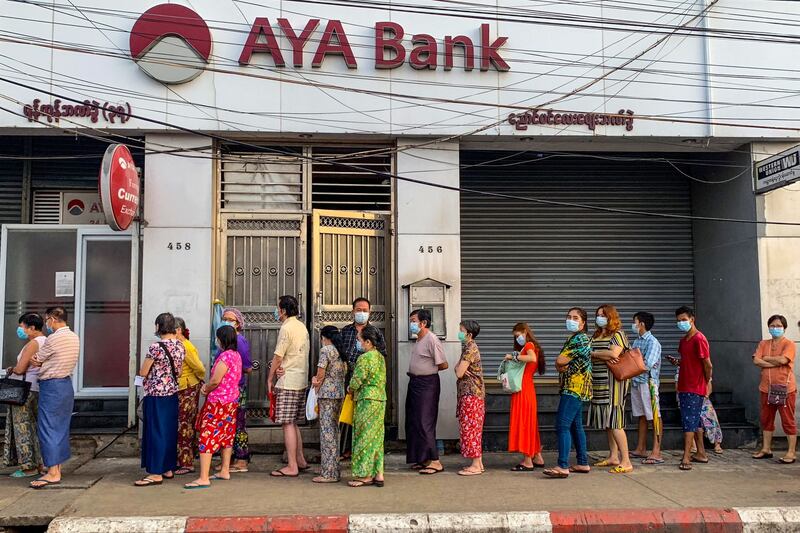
left=0, top=137, right=24, bottom=224
left=460, top=152, right=694, bottom=375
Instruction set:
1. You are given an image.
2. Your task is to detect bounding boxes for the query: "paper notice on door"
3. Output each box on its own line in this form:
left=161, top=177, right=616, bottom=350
left=55, top=271, right=75, bottom=298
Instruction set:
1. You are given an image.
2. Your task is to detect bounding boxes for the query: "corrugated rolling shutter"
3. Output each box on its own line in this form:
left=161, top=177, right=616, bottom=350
left=0, top=137, right=24, bottom=224
left=460, top=152, right=694, bottom=375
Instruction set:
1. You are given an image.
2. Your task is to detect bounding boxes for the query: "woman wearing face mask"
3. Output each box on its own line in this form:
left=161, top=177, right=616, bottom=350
left=220, top=307, right=253, bottom=473
left=3, top=313, right=46, bottom=478
left=174, top=317, right=206, bottom=476
left=505, top=323, right=545, bottom=471
left=752, top=314, right=797, bottom=463
left=589, top=304, right=634, bottom=474
left=544, top=308, right=593, bottom=478
left=348, top=325, right=386, bottom=487
left=455, top=320, right=485, bottom=476
left=311, top=326, right=348, bottom=483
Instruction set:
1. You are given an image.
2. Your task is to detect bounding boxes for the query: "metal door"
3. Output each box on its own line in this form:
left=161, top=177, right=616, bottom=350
left=311, top=210, right=390, bottom=361
left=221, top=214, right=306, bottom=424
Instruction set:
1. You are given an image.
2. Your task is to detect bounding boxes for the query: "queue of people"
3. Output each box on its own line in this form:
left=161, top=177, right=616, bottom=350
left=3, top=300, right=797, bottom=489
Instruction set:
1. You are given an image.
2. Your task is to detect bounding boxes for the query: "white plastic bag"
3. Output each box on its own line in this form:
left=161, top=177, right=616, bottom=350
left=306, top=387, right=319, bottom=421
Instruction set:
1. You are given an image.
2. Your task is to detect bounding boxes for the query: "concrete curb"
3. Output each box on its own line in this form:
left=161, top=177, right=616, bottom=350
left=44, top=508, right=800, bottom=532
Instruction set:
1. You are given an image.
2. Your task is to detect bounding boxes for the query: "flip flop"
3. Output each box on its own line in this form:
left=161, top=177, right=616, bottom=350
left=778, top=458, right=797, bottom=464
left=183, top=482, right=211, bottom=490
left=593, top=459, right=615, bottom=467
left=752, top=452, right=773, bottom=460
left=210, top=474, right=230, bottom=481
left=30, top=478, right=61, bottom=489
left=409, top=463, right=426, bottom=470
left=174, top=468, right=195, bottom=476
left=641, top=458, right=665, bottom=465
left=679, top=462, right=692, bottom=471
left=229, top=467, right=249, bottom=473
left=690, top=456, right=709, bottom=464
left=133, top=477, right=162, bottom=487
left=609, top=465, right=633, bottom=474
left=419, top=467, right=444, bottom=475
left=348, top=479, right=374, bottom=487
left=162, top=473, right=175, bottom=480
left=629, top=452, right=648, bottom=459
left=271, top=470, right=299, bottom=478
left=373, top=480, right=385, bottom=488
left=312, top=477, right=340, bottom=483
left=542, top=468, right=569, bottom=479
left=568, top=466, right=591, bottom=474
left=458, top=469, right=483, bottom=476
left=533, top=462, right=546, bottom=468
left=510, top=464, right=535, bottom=472
left=298, top=466, right=311, bottom=472
left=10, top=469, right=38, bottom=478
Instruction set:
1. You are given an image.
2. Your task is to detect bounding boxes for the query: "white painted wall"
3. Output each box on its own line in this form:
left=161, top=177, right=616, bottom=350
left=2, top=1, right=796, bottom=138
left=396, top=140, right=462, bottom=440
left=140, top=134, right=214, bottom=369
left=754, top=141, right=800, bottom=435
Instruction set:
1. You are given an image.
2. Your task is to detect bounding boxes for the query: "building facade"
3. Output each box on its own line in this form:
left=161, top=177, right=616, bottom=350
left=0, top=0, right=799, bottom=435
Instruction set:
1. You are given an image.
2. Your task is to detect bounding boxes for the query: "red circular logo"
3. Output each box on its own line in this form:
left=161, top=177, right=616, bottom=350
left=99, top=144, right=139, bottom=231
left=129, top=4, right=212, bottom=84
left=66, top=199, right=85, bottom=216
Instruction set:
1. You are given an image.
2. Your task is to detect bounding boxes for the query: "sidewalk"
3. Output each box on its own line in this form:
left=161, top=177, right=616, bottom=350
left=2, top=449, right=800, bottom=531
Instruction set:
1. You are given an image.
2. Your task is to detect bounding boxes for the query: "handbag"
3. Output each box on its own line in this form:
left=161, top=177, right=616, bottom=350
left=339, top=393, right=354, bottom=425
left=768, top=367, right=790, bottom=406
left=138, top=342, right=180, bottom=421
left=268, top=390, right=277, bottom=422
left=497, top=359, right=526, bottom=393
left=0, top=375, right=31, bottom=406
left=608, top=347, right=647, bottom=381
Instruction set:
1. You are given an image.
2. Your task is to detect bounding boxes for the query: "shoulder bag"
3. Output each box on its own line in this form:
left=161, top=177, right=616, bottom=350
left=138, top=342, right=180, bottom=420
left=0, top=373, right=31, bottom=406
left=768, top=367, right=790, bottom=407
left=608, top=333, right=647, bottom=381
left=497, top=359, right=526, bottom=393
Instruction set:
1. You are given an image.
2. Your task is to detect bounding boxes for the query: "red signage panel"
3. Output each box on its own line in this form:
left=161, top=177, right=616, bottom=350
left=99, top=144, right=139, bottom=231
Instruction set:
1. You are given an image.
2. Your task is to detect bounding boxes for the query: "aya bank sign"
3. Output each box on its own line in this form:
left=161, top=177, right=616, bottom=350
left=129, top=3, right=510, bottom=85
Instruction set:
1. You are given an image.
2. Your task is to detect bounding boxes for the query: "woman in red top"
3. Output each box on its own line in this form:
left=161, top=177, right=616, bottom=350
left=506, top=322, right=545, bottom=470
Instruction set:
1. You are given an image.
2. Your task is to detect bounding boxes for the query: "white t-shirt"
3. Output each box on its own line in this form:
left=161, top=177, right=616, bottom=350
left=11, top=336, right=46, bottom=392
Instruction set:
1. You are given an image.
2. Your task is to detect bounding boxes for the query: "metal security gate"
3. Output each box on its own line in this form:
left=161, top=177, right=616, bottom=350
left=311, top=210, right=392, bottom=407
left=220, top=214, right=306, bottom=423
left=460, top=152, right=694, bottom=375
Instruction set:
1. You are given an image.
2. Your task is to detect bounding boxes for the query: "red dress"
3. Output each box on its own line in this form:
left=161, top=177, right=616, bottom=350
left=508, top=342, right=542, bottom=456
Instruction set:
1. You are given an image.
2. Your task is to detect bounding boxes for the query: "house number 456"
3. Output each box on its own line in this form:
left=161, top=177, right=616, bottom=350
left=419, top=246, right=443, bottom=253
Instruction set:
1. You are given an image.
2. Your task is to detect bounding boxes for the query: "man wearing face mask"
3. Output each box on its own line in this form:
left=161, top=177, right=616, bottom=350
left=669, top=306, right=713, bottom=472
left=406, top=309, right=448, bottom=475
left=339, top=297, right=386, bottom=459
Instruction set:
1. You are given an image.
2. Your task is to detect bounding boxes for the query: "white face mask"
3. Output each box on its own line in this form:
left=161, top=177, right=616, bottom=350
left=596, top=316, right=608, bottom=328
left=354, top=311, right=369, bottom=325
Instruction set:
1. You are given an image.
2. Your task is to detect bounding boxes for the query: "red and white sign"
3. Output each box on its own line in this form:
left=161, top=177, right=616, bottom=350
left=99, top=144, right=139, bottom=231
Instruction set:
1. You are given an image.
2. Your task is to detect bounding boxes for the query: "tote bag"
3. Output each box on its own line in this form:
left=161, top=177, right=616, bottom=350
left=339, top=393, right=354, bottom=425
left=497, top=360, right=526, bottom=393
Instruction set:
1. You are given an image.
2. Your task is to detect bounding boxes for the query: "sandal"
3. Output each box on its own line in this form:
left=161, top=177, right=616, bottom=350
left=134, top=477, right=162, bottom=487
left=679, top=462, right=692, bottom=471
left=510, top=464, right=535, bottom=472
left=542, top=468, right=569, bottom=479
left=778, top=457, right=797, bottom=464
left=30, top=478, right=61, bottom=489
left=593, top=459, right=616, bottom=467
left=609, top=465, right=633, bottom=474
left=271, top=469, right=299, bottom=478
left=641, top=457, right=665, bottom=465
left=210, top=474, right=230, bottom=481
left=690, top=456, right=709, bottom=464
left=313, top=477, right=340, bottom=483
left=458, top=468, right=483, bottom=476
left=348, top=479, right=374, bottom=487
left=183, top=481, right=211, bottom=490
left=419, top=466, right=444, bottom=475
left=409, top=463, right=427, bottom=470
left=174, top=468, right=194, bottom=476
left=629, top=452, right=647, bottom=459
left=752, top=452, right=773, bottom=460
left=229, top=467, right=249, bottom=473
left=568, top=466, right=591, bottom=474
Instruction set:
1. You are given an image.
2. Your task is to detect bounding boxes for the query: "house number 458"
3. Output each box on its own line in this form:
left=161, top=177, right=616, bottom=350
left=419, top=246, right=443, bottom=253
left=167, top=242, right=191, bottom=250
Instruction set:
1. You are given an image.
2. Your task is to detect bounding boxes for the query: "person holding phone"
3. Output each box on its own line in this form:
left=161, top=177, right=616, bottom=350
left=670, top=306, right=713, bottom=471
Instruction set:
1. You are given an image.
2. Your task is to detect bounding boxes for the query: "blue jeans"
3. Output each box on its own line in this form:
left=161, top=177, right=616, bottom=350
left=556, top=393, right=588, bottom=469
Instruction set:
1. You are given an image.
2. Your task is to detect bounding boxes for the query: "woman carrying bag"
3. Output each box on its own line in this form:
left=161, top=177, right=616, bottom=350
left=506, top=322, right=545, bottom=471
left=135, top=313, right=186, bottom=487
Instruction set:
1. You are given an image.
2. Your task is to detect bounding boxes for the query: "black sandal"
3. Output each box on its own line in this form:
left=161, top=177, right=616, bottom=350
left=510, top=464, right=535, bottom=472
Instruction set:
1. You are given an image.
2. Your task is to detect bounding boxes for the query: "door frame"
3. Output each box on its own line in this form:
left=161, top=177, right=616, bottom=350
left=73, top=228, right=132, bottom=398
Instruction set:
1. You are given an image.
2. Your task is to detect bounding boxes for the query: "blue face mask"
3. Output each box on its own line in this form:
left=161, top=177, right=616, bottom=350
left=16, top=326, right=27, bottom=340
left=596, top=316, right=608, bottom=328
left=566, top=319, right=580, bottom=333
left=409, top=322, right=421, bottom=335
left=46, top=325, right=54, bottom=334
left=273, top=308, right=281, bottom=322
left=515, top=334, right=526, bottom=346
left=457, top=331, right=467, bottom=343
left=356, top=339, right=364, bottom=353
left=631, top=323, right=640, bottom=335
left=354, top=311, right=369, bottom=325
left=770, top=327, right=785, bottom=339
left=222, top=320, right=236, bottom=328
left=677, top=320, right=691, bottom=332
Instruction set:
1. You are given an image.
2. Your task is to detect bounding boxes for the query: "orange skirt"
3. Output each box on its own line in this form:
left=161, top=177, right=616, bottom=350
left=507, top=367, right=541, bottom=456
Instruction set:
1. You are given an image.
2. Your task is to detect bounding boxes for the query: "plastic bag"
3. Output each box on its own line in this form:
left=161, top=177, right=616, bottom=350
left=497, top=359, right=526, bottom=393
left=339, top=393, right=354, bottom=425
left=306, top=387, right=319, bottom=421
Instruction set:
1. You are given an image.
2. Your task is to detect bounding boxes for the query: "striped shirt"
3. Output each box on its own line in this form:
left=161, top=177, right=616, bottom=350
left=632, top=331, right=662, bottom=387
left=33, top=326, right=80, bottom=381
